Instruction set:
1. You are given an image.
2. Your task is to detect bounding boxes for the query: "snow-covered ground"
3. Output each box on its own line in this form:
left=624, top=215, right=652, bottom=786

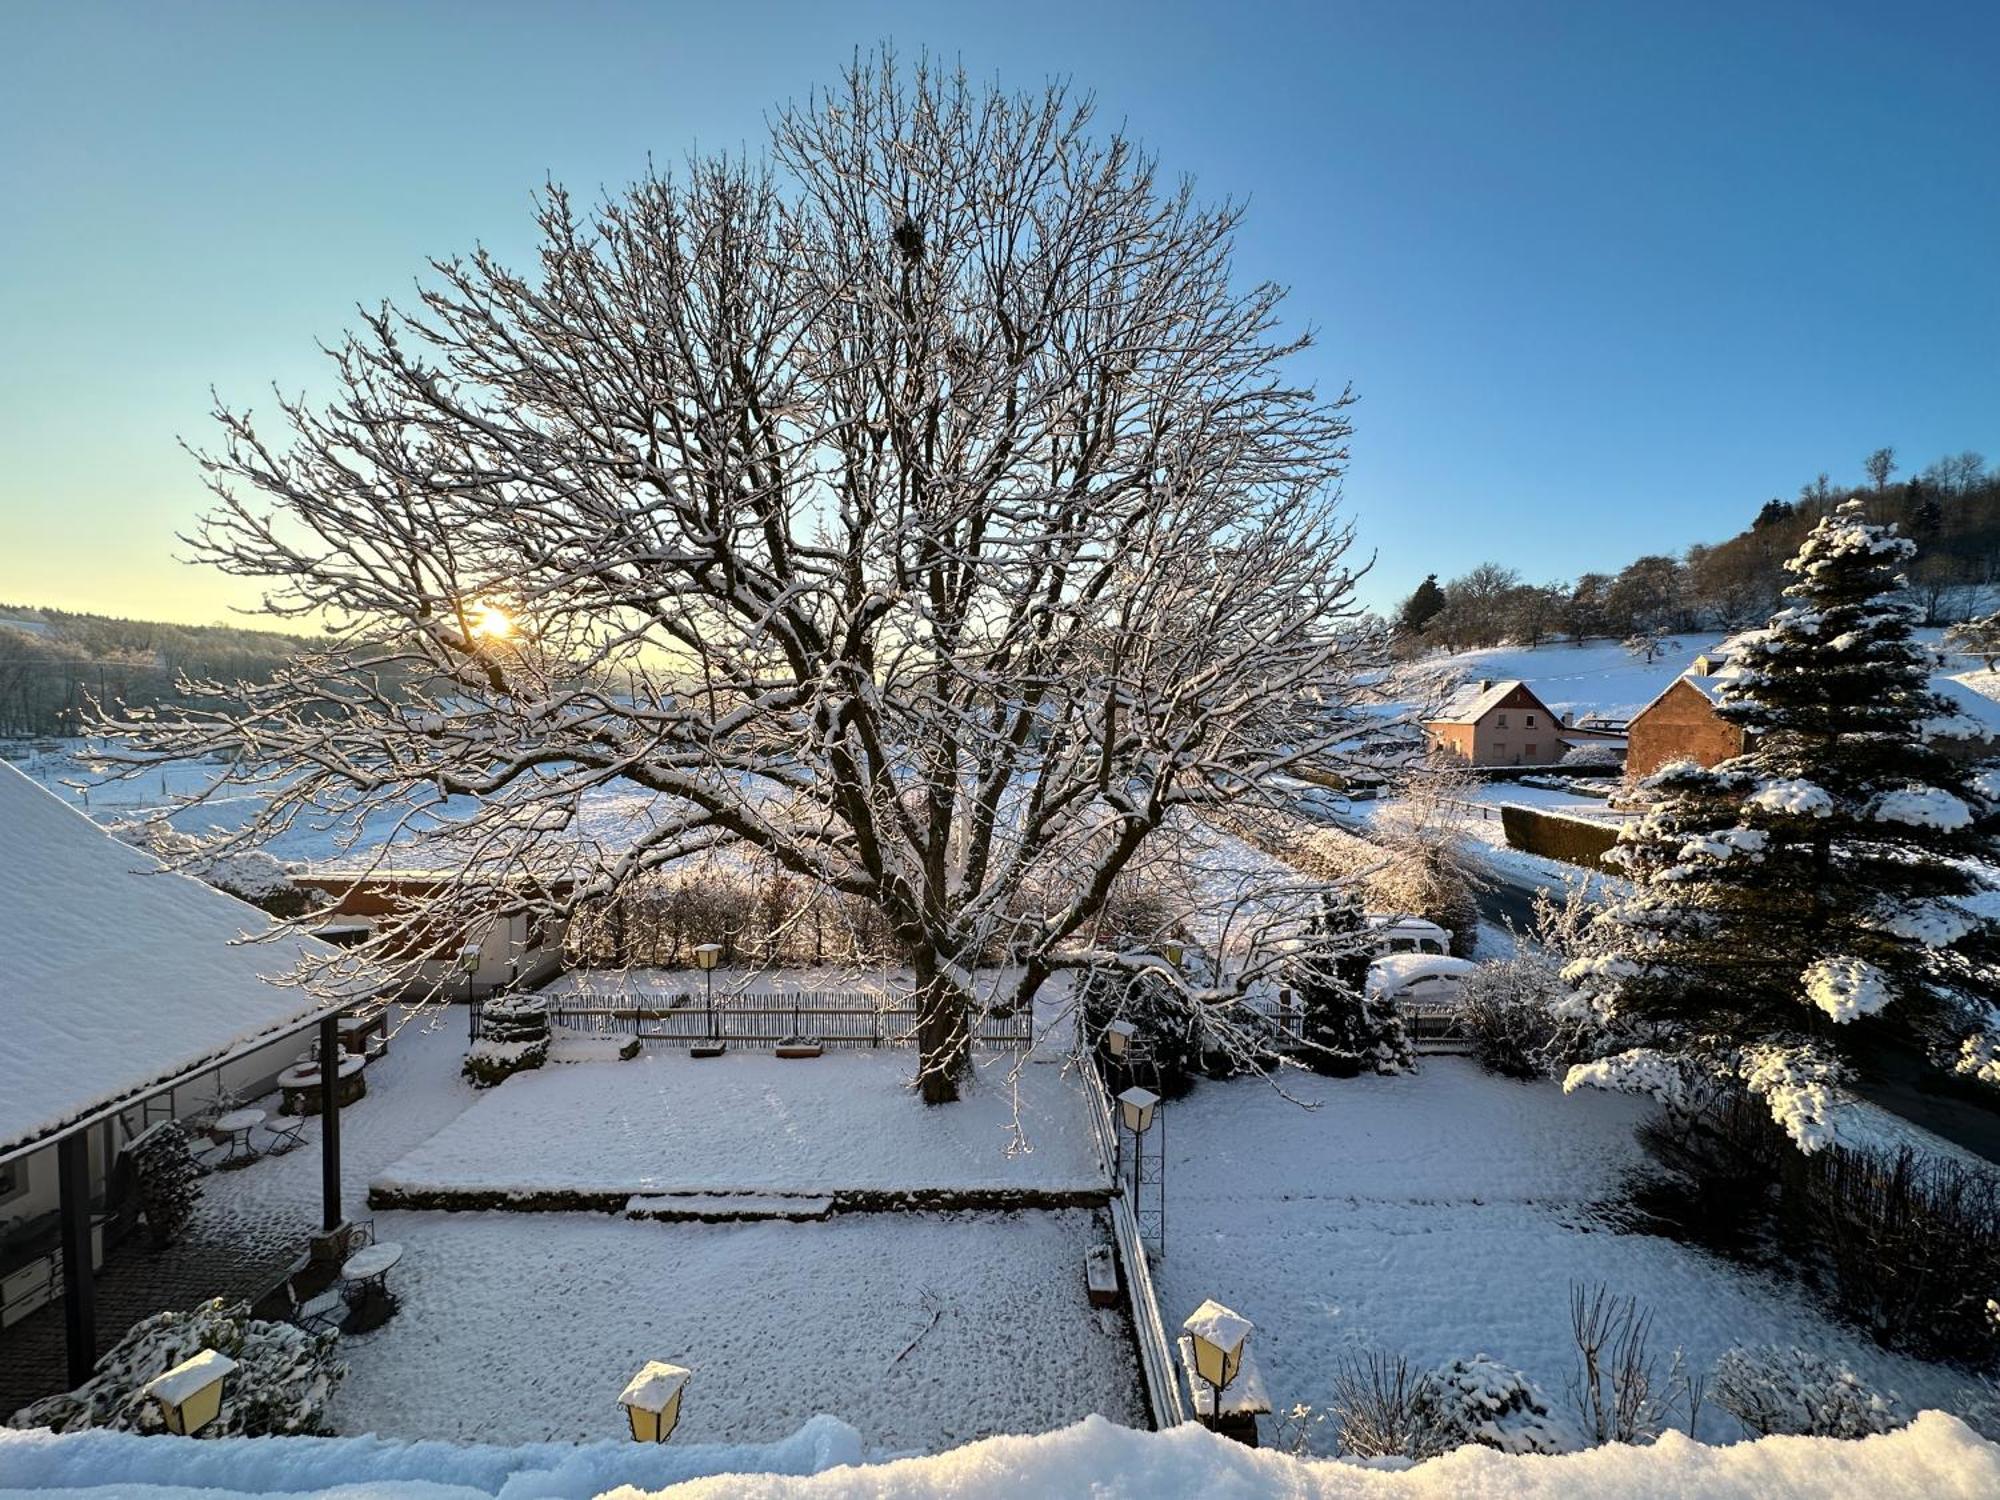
left=371, top=1049, right=1104, bottom=1203
left=1152, top=1060, right=1985, bottom=1448
left=6, top=1407, right=1996, bottom=1499
left=329, top=1208, right=1143, bottom=1450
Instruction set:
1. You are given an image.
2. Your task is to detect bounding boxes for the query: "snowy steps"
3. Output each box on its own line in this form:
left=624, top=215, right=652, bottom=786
left=624, top=1192, right=835, bottom=1224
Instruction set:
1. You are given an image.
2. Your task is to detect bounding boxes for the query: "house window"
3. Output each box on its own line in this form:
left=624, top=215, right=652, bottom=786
left=1526, top=743, right=1538, bottom=758
left=1496, top=713, right=1508, bottom=728
left=1525, top=713, right=1537, bottom=727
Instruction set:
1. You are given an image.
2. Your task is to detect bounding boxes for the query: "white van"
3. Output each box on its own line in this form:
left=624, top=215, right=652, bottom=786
left=1365, top=915, right=1453, bottom=957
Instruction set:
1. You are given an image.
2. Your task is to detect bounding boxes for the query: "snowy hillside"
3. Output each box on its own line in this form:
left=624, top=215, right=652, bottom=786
left=1402, top=630, right=1984, bottom=726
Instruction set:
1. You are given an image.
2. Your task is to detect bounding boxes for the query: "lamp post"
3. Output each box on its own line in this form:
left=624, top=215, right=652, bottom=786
left=459, top=942, right=480, bottom=1042
left=619, top=1361, right=690, bottom=1443
left=693, top=942, right=723, bottom=1046
left=1183, top=1299, right=1253, bottom=1427
left=1163, top=938, right=1185, bottom=968
left=144, top=1349, right=237, bottom=1437
left=1104, top=1018, right=1135, bottom=1060
left=1117, top=1082, right=1158, bottom=1227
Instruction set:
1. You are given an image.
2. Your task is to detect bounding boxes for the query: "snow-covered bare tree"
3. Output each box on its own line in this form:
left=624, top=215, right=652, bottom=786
left=1367, top=751, right=1486, bottom=956
left=101, top=56, right=1375, bottom=1102
left=1566, top=502, right=2000, bottom=1148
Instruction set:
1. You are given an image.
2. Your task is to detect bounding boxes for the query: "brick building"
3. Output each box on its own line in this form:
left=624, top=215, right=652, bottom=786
left=1625, top=674, right=1750, bottom=779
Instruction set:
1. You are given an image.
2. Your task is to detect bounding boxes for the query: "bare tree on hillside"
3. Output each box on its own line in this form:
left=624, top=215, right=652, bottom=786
left=1863, top=447, right=1896, bottom=491
left=97, top=56, right=1376, bottom=1101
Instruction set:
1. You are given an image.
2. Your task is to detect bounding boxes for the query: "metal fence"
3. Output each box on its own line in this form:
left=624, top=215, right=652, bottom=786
left=1078, top=1050, right=1188, bottom=1430
left=479, top=988, right=1034, bottom=1052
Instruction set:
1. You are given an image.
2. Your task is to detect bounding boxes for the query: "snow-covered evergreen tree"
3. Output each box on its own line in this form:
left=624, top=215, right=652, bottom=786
left=1566, top=502, right=2000, bottom=1150
left=1296, top=893, right=1411, bottom=1076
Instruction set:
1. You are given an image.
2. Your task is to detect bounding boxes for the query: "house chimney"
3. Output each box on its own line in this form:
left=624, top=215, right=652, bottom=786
left=1479, top=679, right=1492, bottom=692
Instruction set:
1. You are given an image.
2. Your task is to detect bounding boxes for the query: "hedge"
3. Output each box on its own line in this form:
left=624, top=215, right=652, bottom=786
left=1499, top=804, right=1620, bottom=871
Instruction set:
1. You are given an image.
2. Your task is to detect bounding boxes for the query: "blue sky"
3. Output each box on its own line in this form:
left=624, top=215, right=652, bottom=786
left=2, top=1, right=1994, bottom=623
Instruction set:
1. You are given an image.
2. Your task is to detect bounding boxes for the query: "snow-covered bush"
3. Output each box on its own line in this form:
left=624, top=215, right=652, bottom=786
left=463, top=992, right=550, bottom=1087
left=1331, top=1351, right=1573, bottom=1459
left=9, top=1297, right=342, bottom=1436
left=1711, top=1345, right=1903, bottom=1439
left=1559, top=743, right=1625, bottom=769
left=125, top=1120, right=203, bottom=1250
left=1407, top=1355, right=1575, bottom=1456
left=111, top=820, right=310, bottom=916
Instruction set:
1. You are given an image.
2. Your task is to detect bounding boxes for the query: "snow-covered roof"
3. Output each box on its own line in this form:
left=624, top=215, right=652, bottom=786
left=1429, top=678, right=1542, bottom=725
left=0, top=764, right=349, bottom=1159
left=1366, top=953, right=1477, bottom=996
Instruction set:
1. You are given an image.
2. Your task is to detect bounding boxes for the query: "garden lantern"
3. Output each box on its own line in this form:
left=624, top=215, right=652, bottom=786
left=143, top=1349, right=237, bottom=1436
left=1183, top=1299, right=1253, bottom=1409
left=1104, top=1019, right=1136, bottom=1059
left=1117, top=1085, right=1158, bottom=1136
left=619, top=1360, right=690, bottom=1443
left=1163, top=939, right=1184, bottom=967
left=693, top=942, right=724, bottom=1044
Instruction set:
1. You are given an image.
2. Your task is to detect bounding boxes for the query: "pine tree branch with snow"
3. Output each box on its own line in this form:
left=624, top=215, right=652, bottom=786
left=1565, top=501, right=2000, bottom=1148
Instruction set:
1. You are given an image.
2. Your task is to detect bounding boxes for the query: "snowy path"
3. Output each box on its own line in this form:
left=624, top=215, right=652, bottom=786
left=329, top=1208, right=1144, bottom=1451
left=1152, top=1061, right=1980, bottom=1448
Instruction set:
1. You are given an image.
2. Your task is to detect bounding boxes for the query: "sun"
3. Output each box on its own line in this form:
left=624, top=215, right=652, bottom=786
left=470, top=603, right=515, bottom=640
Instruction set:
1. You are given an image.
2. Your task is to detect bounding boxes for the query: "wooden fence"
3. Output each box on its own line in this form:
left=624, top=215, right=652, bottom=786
left=480, top=988, right=1033, bottom=1052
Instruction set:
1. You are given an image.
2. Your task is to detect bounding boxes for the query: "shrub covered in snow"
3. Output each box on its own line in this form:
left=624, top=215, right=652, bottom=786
left=1456, top=889, right=1611, bottom=1080
left=1329, top=1351, right=1573, bottom=1459
left=1712, top=1345, right=1904, bottom=1439
left=1559, top=743, right=1625, bottom=769
left=464, top=992, right=551, bottom=1087
left=9, top=1297, right=342, bottom=1436
left=1407, top=1355, right=1576, bottom=1456
left=111, top=820, right=310, bottom=916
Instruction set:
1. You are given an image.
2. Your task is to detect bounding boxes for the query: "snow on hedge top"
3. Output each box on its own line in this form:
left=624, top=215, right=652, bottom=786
left=2, top=1410, right=1996, bottom=1499
left=0, top=763, right=346, bottom=1157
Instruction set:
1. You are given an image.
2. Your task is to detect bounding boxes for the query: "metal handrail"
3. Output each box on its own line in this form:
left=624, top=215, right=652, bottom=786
left=1077, top=1050, right=1188, bottom=1428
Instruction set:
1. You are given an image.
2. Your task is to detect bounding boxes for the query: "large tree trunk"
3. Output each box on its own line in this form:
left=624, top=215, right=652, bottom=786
left=912, top=948, right=973, bottom=1105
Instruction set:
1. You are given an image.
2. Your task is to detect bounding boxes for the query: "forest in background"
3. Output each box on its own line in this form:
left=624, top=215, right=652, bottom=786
left=0, top=606, right=316, bottom=738
left=1394, top=448, right=1997, bottom=654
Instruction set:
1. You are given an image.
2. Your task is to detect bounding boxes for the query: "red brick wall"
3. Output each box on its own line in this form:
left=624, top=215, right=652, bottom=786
left=1627, top=680, right=1748, bottom=778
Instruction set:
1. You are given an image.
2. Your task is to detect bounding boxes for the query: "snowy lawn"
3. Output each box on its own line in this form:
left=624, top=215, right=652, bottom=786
left=329, top=1208, right=1144, bottom=1451
left=371, top=1048, right=1105, bottom=1205
left=1152, top=1059, right=1981, bottom=1447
